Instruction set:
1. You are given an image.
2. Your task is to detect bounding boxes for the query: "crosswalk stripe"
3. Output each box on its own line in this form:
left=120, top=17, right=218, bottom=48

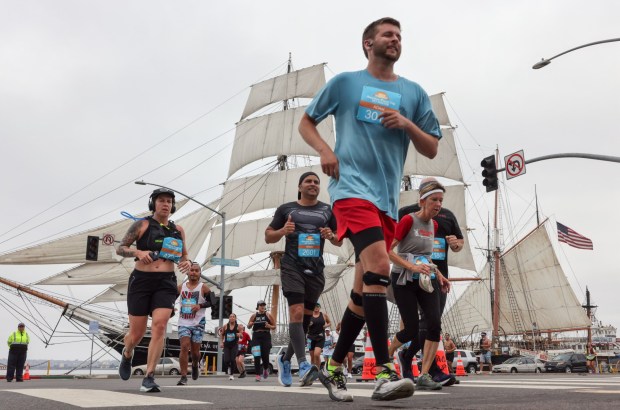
left=462, top=380, right=620, bottom=387
left=173, top=384, right=447, bottom=396
left=5, top=388, right=211, bottom=408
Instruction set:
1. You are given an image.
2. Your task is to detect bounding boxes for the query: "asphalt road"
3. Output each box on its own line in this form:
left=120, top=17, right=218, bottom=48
left=1, top=372, right=620, bottom=409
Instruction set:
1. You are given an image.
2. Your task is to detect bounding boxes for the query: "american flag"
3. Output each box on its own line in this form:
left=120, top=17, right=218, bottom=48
left=557, top=222, right=593, bottom=250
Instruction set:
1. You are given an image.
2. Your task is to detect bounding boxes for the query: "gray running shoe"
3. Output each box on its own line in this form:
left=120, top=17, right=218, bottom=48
left=118, top=347, right=133, bottom=381
left=140, top=374, right=161, bottom=392
left=191, top=363, right=199, bottom=380
left=416, top=373, right=442, bottom=391
left=318, top=364, right=353, bottom=402
left=176, top=376, right=188, bottom=386
left=371, top=364, right=415, bottom=401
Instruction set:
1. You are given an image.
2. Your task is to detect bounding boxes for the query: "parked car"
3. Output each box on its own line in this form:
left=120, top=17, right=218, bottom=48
left=351, top=355, right=365, bottom=375
left=243, top=345, right=300, bottom=374
left=132, top=357, right=185, bottom=376
left=544, top=353, right=588, bottom=373
left=452, top=349, right=479, bottom=374
left=492, top=357, right=544, bottom=373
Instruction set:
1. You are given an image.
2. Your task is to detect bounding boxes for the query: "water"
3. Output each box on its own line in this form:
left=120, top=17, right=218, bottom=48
left=30, top=369, right=117, bottom=376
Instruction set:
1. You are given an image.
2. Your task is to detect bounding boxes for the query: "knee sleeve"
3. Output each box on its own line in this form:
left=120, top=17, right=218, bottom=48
left=350, top=290, right=363, bottom=307
left=362, top=271, right=391, bottom=287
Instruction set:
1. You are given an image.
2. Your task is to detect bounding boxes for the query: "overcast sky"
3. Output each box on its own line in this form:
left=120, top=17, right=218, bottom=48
left=1, top=1, right=619, bottom=361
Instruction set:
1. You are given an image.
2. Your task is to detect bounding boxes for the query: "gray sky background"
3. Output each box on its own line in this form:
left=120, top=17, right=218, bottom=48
left=1, top=1, right=619, bottom=361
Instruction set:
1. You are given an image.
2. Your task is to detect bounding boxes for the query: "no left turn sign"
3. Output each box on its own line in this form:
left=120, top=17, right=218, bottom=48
left=505, top=150, right=526, bottom=180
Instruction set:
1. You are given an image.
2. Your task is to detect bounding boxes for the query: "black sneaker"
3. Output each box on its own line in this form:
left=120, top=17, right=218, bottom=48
left=191, top=363, right=199, bottom=380
left=140, top=374, right=161, bottom=392
left=119, top=347, right=133, bottom=381
left=398, top=350, right=414, bottom=380
left=239, top=370, right=246, bottom=379
left=177, top=376, right=188, bottom=386
left=433, top=372, right=456, bottom=387
left=318, top=364, right=353, bottom=402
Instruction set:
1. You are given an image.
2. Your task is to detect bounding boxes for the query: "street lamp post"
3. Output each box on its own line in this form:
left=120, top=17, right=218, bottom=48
left=532, top=38, right=620, bottom=69
left=135, top=180, right=227, bottom=374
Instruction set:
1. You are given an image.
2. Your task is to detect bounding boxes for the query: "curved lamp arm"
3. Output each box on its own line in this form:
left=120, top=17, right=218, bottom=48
left=532, top=38, right=620, bottom=69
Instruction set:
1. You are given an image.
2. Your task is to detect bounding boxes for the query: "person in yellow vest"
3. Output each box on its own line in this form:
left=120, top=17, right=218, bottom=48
left=6, top=323, right=30, bottom=382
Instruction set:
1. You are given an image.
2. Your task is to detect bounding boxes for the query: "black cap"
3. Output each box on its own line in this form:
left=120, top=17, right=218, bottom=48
left=298, top=171, right=319, bottom=200
left=18, top=323, right=25, bottom=327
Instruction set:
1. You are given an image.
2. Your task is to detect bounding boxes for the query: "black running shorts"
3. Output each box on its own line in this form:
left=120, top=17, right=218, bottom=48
left=127, top=269, right=177, bottom=316
left=280, top=266, right=325, bottom=306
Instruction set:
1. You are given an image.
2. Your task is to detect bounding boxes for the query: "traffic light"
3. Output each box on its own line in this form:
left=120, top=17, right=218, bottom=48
left=223, top=296, right=233, bottom=317
left=85, top=236, right=100, bottom=261
left=210, top=295, right=234, bottom=319
left=481, top=155, right=498, bottom=192
left=211, top=297, right=220, bottom=320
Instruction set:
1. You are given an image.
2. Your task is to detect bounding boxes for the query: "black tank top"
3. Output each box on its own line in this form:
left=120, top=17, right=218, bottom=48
left=224, top=323, right=238, bottom=347
left=253, top=312, right=269, bottom=332
left=308, top=312, right=325, bottom=340
left=136, top=216, right=183, bottom=252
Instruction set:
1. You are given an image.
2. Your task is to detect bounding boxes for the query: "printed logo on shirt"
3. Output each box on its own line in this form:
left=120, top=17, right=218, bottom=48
left=432, top=238, right=447, bottom=261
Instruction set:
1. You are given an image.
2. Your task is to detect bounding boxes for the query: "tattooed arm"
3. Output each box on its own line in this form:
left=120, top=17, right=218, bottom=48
left=116, top=220, right=151, bottom=261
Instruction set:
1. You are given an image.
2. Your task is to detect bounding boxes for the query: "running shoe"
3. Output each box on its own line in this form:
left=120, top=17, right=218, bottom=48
left=398, top=350, right=414, bottom=380
left=298, top=361, right=318, bottom=387
left=229, top=375, right=234, bottom=380
left=318, top=361, right=353, bottom=402
left=416, top=373, right=442, bottom=390
left=140, top=374, right=161, bottom=393
left=176, top=376, right=188, bottom=386
left=118, top=347, right=133, bottom=381
left=371, top=363, right=415, bottom=401
left=239, top=370, right=246, bottom=379
left=277, top=354, right=293, bottom=387
left=262, top=368, right=269, bottom=380
left=347, top=373, right=353, bottom=380
left=432, top=372, right=456, bottom=387
left=191, top=363, right=199, bottom=380
left=255, top=375, right=261, bottom=382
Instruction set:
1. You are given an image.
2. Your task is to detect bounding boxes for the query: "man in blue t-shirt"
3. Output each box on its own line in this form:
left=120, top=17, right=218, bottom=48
left=299, top=17, right=441, bottom=403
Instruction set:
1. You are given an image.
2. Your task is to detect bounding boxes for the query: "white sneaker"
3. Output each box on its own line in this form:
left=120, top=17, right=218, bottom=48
left=347, top=373, right=353, bottom=379
left=229, top=375, right=234, bottom=380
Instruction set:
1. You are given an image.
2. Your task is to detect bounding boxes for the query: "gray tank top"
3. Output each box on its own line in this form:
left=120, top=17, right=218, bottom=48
left=392, top=213, right=434, bottom=275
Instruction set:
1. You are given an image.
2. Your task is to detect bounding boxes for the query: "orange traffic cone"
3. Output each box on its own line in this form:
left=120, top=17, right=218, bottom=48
left=411, top=355, right=420, bottom=377
left=361, top=332, right=376, bottom=381
left=455, top=351, right=467, bottom=376
left=393, top=350, right=402, bottom=378
left=23, top=363, right=30, bottom=381
left=435, top=337, right=450, bottom=375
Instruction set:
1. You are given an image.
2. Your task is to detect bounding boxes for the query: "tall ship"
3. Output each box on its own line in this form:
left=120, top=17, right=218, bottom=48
left=0, top=57, right=607, bottom=371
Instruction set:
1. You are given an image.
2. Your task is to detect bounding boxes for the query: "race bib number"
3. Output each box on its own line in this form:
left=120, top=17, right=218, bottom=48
left=159, top=237, right=183, bottom=262
left=181, top=297, right=196, bottom=315
left=226, top=332, right=236, bottom=342
left=431, top=238, right=447, bottom=261
left=408, top=254, right=436, bottom=279
left=251, top=345, right=261, bottom=357
left=356, top=86, right=402, bottom=124
left=298, top=233, right=320, bottom=257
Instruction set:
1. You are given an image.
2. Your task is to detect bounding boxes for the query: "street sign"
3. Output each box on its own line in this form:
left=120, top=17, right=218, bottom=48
left=89, top=320, right=99, bottom=334
left=209, top=258, right=240, bottom=267
left=102, top=233, right=115, bottom=246
left=505, top=150, right=526, bottom=180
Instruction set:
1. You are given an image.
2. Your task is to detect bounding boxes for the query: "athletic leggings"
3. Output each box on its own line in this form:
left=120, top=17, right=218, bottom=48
left=251, top=331, right=272, bottom=374
left=223, top=344, right=238, bottom=375
left=391, top=272, right=442, bottom=344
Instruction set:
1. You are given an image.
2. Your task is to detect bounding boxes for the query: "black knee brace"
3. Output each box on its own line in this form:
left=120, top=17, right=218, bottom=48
left=350, top=290, right=363, bottom=307
left=362, top=271, right=391, bottom=287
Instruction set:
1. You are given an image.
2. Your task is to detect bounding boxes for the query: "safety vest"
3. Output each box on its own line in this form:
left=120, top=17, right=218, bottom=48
left=7, top=330, right=30, bottom=348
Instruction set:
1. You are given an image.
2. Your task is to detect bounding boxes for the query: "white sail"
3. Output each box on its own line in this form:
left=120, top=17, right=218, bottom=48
left=228, top=107, right=334, bottom=178
left=241, top=64, right=326, bottom=120
left=429, top=93, right=452, bottom=128
left=398, top=184, right=475, bottom=271
left=206, top=216, right=354, bottom=262
left=221, top=165, right=328, bottom=221
left=403, top=128, right=462, bottom=182
left=0, top=199, right=187, bottom=265
left=444, top=223, right=591, bottom=337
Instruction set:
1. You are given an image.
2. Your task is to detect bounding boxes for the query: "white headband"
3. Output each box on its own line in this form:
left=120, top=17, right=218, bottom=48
left=420, top=189, right=444, bottom=200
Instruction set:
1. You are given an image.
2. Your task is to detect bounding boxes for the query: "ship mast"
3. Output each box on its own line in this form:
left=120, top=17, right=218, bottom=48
left=581, top=287, right=597, bottom=347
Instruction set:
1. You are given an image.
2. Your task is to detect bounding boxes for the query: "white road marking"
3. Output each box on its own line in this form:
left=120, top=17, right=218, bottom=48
left=173, top=384, right=446, bottom=396
left=462, top=380, right=620, bottom=387
left=5, top=388, right=211, bottom=408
